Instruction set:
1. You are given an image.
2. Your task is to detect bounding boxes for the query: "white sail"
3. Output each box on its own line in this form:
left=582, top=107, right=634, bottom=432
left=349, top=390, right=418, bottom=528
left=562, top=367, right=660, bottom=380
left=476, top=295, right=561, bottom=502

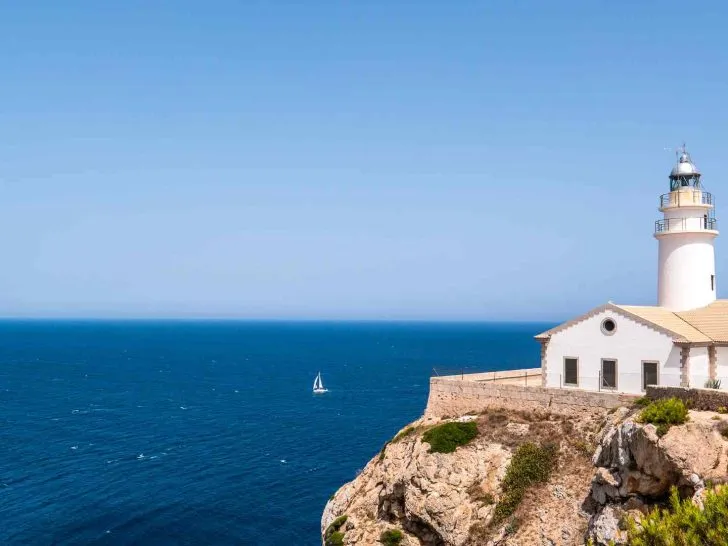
left=313, top=372, right=326, bottom=392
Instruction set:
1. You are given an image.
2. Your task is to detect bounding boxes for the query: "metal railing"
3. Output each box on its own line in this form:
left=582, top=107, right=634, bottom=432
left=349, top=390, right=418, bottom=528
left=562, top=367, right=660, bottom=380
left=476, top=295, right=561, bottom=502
left=475, top=370, right=542, bottom=386
left=432, top=368, right=541, bottom=386
left=545, top=372, right=684, bottom=392
left=659, top=191, right=713, bottom=209
left=655, top=217, right=717, bottom=233
left=432, top=367, right=478, bottom=379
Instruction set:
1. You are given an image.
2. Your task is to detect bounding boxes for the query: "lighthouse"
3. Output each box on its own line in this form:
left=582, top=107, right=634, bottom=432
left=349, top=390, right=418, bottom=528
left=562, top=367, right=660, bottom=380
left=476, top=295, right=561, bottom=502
left=536, top=146, right=728, bottom=395
left=656, top=146, right=718, bottom=311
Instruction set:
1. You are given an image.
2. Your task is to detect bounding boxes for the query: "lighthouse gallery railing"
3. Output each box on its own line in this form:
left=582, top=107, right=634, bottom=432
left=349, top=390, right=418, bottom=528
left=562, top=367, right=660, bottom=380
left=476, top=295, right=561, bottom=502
left=655, top=217, right=717, bottom=233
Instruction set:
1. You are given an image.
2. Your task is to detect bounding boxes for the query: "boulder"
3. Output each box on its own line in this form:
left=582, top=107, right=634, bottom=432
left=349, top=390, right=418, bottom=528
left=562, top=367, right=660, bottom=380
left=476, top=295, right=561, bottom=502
left=586, top=410, right=728, bottom=544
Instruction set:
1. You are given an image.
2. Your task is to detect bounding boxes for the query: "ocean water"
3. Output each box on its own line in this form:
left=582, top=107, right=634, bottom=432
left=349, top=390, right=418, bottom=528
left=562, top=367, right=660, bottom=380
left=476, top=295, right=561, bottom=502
left=0, top=321, right=550, bottom=545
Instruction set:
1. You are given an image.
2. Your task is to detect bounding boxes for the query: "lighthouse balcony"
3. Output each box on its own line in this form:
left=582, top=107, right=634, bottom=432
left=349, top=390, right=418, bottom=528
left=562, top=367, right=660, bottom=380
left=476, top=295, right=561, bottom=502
left=659, top=190, right=714, bottom=211
left=655, top=217, right=718, bottom=236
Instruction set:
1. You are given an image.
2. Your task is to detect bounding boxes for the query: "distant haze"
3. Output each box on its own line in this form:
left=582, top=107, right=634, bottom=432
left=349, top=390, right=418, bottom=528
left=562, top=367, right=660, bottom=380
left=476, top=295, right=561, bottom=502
left=1, top=1, right=727, bottom=320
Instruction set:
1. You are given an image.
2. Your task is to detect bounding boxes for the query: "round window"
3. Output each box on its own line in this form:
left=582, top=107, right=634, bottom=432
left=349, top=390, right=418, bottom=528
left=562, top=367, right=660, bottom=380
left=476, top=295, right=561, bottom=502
left=601, top=318, right=617, bottom=335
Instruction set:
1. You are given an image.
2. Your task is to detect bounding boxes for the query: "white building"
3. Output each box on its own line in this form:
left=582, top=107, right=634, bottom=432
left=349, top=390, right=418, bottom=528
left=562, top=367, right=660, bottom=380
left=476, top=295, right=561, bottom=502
left=537, top=147, right=728, bottom=394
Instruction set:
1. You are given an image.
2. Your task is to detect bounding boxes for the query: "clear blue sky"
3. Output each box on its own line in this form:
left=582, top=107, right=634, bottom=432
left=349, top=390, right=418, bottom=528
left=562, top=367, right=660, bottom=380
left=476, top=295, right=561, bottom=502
left=1, top=1, right=727, bottom=320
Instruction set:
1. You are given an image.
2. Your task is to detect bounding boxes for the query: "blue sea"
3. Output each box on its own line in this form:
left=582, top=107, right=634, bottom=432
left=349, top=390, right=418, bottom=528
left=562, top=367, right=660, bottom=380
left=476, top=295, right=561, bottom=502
left=0, top=321, right=550, bottom=545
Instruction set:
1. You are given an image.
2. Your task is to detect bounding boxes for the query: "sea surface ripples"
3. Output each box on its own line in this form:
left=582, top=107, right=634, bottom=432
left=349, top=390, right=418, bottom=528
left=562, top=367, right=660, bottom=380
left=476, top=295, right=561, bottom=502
left=0, top=321, right=547, bottom=545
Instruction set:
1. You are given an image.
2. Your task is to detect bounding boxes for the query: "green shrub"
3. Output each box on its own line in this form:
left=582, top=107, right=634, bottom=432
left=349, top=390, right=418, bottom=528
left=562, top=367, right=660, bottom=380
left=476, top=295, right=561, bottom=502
left=491, top=443, right=558, bottom=526
left=325, top=515, right=348, bottom=546
left=718, top=406, right=728, bottom=414
left=705, top=379, right=723, bottom=389
left=638, top=398, right=688, bottom=436
left=326, top=531, right=345, bottom=546
left=655, top=423, right=671, bottom=437
left=628, top=486, right=728, bottom=545
left=328, top=515, right=347, bottom=530
left=634, top=396, right=652, bottom=407
left=422, top=421, right=478, bottom=454
left=380, top=528, right=404, bottom=545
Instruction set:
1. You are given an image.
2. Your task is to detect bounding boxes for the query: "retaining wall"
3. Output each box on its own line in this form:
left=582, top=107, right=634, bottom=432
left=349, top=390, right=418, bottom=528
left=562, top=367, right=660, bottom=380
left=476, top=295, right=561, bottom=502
left=646, top=385, right=728, bottom=411
left=426, top=376, right=637, bottom=418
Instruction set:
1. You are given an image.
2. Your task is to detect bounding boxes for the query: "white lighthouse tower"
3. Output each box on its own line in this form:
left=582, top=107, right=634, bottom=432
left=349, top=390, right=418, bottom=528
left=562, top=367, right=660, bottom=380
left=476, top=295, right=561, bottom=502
left=656, top=146, right=718, bottom=311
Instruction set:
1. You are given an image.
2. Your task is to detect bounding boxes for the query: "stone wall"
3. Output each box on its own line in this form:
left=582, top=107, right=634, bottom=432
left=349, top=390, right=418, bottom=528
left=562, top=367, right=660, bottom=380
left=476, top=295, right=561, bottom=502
left=426, top=377, right=637, bottom=419
left=646, top=385, right=728, bottom=411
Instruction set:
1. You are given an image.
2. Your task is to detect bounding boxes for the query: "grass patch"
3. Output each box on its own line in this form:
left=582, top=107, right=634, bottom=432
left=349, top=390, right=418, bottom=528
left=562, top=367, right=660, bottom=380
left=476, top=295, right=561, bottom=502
left=422, top=421, right=478, bottom=454
left=627, top=486, right=728, bottom=545
left=571, top=439, right=594, bottom=458
left=324, top=515, right=348, bottom=546
left=393, top=426, right=417, bottom=442
left=638, top=397, right=688, bottom=437
left=378, top=441, right=390, bottom=462
left=491, top=442, right=558, bottom=526
left=719, top=407, right=728, bottom=414
left=380, top=425, right=420, bottom=461
left=379, top=529, right=403, bottom=545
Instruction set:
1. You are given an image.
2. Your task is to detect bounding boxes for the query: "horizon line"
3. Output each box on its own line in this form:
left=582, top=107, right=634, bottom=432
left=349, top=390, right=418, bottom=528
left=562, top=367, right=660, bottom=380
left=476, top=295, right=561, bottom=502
left=0, top=315, right=559, bottom=324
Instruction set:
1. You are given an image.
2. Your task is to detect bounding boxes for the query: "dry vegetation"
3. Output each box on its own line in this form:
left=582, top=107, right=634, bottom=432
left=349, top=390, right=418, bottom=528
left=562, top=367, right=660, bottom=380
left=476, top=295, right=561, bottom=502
left=466, top=408, right=608, bottom=544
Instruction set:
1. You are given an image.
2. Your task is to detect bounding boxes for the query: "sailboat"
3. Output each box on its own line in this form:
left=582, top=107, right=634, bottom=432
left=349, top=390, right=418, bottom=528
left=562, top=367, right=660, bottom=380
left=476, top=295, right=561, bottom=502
left=313, top=372, right=328, bottom=394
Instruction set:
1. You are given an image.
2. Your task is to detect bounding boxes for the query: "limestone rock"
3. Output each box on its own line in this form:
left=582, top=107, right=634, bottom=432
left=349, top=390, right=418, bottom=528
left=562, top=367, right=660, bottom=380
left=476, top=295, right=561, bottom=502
left=323, top=419, right=511, bottom=545
left=590, top=467, right=620, bottom=505
left=324, top=410, right=606, bottom=546
left=326, top=402, right=728, bottom=545
left=587, top=505, right=628, bottom=546
left=586, top=409, right=728, bottom=545
left=590, top=410, right=727, bottom=505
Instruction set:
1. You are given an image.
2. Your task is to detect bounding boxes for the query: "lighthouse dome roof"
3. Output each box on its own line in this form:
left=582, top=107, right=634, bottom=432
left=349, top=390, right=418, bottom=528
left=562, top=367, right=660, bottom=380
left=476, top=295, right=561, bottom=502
left=670, top=151, right=700, bottom=177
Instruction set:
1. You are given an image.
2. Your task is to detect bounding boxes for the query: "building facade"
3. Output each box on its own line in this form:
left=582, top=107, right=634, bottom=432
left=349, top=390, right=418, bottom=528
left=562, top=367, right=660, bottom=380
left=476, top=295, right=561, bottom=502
left=537, top=148, right=728, bottom=394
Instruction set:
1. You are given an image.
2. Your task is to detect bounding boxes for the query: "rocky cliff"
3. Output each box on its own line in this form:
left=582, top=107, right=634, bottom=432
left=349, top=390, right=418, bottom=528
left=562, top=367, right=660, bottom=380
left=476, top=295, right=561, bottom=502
left=322, top=402, right=728, bottom=545
left=587, top=409, right=728, bottom=545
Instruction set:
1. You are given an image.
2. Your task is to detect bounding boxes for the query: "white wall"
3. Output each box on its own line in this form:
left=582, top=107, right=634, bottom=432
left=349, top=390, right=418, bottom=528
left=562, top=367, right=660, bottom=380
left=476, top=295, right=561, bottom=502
left=716, top=347, right=728, bottom=388
left=662, top=345, right=683, bottom=387
left=544, top=309, right=680, bottom=394
left=657, top=234, right=716, bottom=311
left=688, top=346, right=710, bottom=388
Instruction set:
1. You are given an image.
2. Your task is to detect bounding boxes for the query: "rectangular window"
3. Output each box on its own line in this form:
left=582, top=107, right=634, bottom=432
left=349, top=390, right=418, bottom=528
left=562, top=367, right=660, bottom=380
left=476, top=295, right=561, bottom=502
left=601, top=359, right=617, bottom=390
left=642, top=361, right=658, bottom=391
left=712, top=275, right=715, bottom=291
left=564, top=357, right=578, bottom=386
